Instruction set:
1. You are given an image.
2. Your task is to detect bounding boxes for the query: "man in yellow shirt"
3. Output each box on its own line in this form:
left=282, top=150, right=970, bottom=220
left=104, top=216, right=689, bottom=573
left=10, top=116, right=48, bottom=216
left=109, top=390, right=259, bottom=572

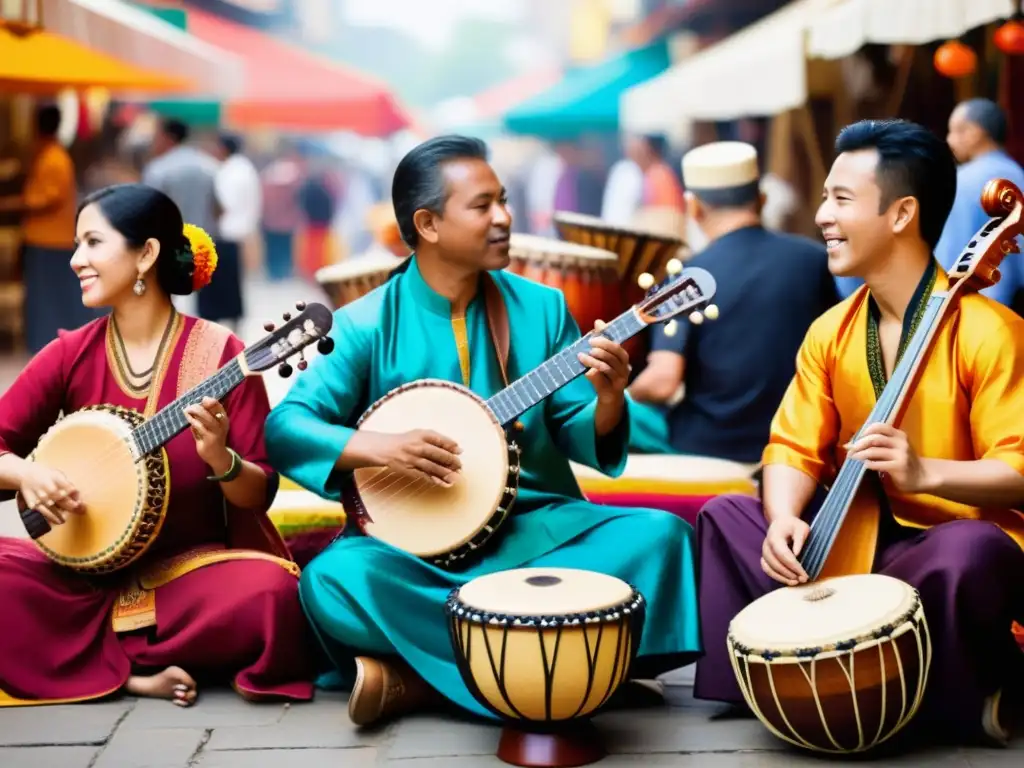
left=693, top=119, right=1024, bottom=746
left=0, top=105, right=99, bottom=352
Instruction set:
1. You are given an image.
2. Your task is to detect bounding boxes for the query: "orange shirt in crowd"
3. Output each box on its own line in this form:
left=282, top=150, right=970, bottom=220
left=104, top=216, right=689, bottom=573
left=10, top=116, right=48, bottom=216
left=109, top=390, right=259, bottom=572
left=22, top=140, right=76, bottom=249
left=643, top=161, right=687, bottom=213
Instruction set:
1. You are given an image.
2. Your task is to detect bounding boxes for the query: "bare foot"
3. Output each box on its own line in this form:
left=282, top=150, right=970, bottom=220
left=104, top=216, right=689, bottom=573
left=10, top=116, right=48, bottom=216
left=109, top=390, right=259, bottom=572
left=126, top=666, right=198, bottom=707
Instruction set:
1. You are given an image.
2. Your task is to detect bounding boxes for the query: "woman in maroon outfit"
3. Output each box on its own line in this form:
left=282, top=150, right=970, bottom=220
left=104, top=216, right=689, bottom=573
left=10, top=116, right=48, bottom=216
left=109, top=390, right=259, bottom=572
left=0, top=183, right=314, bottom=708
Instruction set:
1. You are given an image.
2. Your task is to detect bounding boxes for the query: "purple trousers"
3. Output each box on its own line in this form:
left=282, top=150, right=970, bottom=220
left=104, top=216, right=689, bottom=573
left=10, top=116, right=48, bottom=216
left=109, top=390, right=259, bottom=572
left=694, top=494, right=1024, bottom=741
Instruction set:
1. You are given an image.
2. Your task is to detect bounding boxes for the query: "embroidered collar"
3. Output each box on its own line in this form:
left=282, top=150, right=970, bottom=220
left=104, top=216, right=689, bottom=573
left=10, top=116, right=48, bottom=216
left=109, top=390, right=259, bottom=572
left=864, top=258, right=940, bottom=400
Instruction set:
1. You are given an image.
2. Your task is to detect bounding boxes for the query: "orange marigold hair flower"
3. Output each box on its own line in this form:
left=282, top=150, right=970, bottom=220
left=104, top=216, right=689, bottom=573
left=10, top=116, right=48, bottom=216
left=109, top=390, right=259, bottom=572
left=183, top=223, right=218, bottom=291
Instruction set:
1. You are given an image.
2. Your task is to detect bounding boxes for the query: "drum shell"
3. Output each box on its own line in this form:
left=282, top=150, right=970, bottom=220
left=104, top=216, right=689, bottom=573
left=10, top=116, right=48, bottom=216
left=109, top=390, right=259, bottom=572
left=446, top=589, right=646, bottom=722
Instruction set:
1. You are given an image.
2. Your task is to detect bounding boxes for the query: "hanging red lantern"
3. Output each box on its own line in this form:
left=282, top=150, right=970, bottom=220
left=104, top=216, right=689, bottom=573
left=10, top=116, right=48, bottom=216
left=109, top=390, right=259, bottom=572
left=995, top=20, right=1024, bottom=55
left=933, top=40, right=978, bottom=78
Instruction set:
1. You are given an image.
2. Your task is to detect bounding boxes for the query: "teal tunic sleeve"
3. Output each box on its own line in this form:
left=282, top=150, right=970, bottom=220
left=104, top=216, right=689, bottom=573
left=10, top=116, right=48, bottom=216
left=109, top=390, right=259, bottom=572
left=542, top=293, right=631, bottom=477
left=265, top=311, right=372, bottom=500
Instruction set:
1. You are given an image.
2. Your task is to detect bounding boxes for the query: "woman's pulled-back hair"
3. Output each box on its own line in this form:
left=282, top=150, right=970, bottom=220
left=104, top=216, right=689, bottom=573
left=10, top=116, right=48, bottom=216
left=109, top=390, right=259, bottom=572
left=78, top=183, right=196, bottom=295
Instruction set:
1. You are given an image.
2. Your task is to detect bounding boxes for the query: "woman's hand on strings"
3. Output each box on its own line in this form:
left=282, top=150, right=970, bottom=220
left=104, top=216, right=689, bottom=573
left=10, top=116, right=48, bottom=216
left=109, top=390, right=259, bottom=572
left=374, top=430, right=462, bottom=488
left=19, top=464, right=82, bottom=526
left=844, top=423, right=932, bottom=493
left=185, top=397, right=231, bottom=470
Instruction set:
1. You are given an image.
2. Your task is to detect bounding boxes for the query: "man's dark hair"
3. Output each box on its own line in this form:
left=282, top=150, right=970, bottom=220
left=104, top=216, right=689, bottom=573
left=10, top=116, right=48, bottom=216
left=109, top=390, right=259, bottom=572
left=391, top=135, right=489, bottom=248
left=960, top=98, right=1007, bottom=144
left=835, top=119, right=957, bottom=250
left=219, top=133, right=242, bottom=156
left=160, top=118, right=189, bottom=145
left=36, top=105, right=61, bottom=137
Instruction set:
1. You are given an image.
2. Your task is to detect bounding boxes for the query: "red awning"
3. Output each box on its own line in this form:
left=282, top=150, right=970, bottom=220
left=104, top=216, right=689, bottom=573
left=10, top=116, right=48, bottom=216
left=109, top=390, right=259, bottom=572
left=178, top=6, right=411, bottom=135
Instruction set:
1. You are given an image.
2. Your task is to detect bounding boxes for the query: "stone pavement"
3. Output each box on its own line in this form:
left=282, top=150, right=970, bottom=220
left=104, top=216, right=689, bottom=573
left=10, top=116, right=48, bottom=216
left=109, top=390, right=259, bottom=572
left=0, top=277, right=1022, bottom=765
left=0, top=682, right=1020, bottom=768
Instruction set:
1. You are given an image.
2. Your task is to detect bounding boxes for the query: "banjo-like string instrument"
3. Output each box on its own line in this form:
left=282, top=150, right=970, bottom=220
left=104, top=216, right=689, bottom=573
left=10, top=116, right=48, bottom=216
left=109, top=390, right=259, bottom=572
left=343, top=263, right=718, bottom=568
left=17, top=302, right=335, bottom=575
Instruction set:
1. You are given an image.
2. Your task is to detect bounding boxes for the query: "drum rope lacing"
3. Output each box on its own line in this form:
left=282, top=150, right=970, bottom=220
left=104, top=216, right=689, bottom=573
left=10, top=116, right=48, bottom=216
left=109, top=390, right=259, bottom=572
left=444, top=589, right=645, bottom=627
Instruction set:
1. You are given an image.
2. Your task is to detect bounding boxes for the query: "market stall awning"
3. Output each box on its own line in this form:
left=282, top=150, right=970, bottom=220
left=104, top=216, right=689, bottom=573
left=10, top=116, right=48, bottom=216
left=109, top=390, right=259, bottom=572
left=504, top=40, right=671, bottom=140
left=621, top=0, right=822, bottom=131
left=622, top=0, right=1017, bottom=132
left=165, top=6, right=411, bottom=135
left=41, top=0, right=244, bottom=97
left=0, top=26, right=192, bottom=95
left=807, top=0, right=1015, bottom=59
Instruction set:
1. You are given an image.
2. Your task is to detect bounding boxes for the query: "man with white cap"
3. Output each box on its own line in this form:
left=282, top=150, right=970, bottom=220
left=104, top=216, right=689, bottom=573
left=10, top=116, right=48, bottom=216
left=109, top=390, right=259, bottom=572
left=629, top=141, right=837, bottom=465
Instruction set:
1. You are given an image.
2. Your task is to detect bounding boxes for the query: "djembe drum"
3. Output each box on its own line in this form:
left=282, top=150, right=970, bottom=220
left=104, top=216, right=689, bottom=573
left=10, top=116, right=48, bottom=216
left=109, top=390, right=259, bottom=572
left=571, top=454, right=758, bottom=528
left=727, top=573, right=932, bottom=754
left=447, top=567, right=645, bottom=767
left=508, top=234, right=619, bottom=335
left=315, top=252, right=408, bottom=310
left=553, top=213, right=688, bottom=370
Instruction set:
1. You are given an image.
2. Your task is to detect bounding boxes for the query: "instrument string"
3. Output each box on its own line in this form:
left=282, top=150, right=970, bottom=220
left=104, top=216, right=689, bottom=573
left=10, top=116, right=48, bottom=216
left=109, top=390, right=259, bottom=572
left=801, top=298, right=943, bottom=578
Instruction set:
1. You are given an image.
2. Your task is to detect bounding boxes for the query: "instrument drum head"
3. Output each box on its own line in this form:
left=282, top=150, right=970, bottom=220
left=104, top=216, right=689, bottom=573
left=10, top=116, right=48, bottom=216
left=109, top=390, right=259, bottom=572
left=448, top=568, right=644, bottom=722
left=353, top=382, right=510, bottom=558
left=31, top=409, right=148, bottom=569
left=729, top=573, right=918, bottom=655
left=508, top=233, right=618, bottom=269
left=727, top=574, right=931, bottom=754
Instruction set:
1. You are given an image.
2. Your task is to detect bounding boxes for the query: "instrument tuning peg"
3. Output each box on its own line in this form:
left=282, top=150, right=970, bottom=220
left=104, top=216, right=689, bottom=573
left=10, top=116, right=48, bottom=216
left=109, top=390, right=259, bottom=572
left=295, top=301, right=306, bottom=310
left=282, top=311, right=292, bottom=322
left=317, top=337, right=335, bottom=355
left=665, top=257, right=683, bottom=276
left=296, top=350, right=307, bottom=371
left=689, top=311, right=705, bottom=325
left=278, top=362, right=293, bottom=378
left=263, top=321, right=276, bottom=332
left=663, top=319, right=678, bottom=337
left=704, top=304, right=719, bottom=321
left=637, top=272, right=655, bottom=290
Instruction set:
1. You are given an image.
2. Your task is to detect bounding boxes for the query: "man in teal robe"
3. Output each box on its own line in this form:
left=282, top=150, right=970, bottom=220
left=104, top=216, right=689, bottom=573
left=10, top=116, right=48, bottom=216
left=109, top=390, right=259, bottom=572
left=265, top=135, right=701, bottom=727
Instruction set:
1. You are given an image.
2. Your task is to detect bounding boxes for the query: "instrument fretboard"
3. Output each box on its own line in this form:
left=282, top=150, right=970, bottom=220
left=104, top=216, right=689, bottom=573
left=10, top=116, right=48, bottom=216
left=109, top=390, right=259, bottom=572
left=485, top=309, right=646, bottom=428
left=799, top=294, right=946, bottom=579
left=131, top=359, right=246, bottom=456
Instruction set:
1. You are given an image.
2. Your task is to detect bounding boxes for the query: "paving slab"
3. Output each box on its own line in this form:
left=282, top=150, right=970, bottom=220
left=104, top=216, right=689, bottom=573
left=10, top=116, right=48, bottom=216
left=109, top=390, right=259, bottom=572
left=0, top=746, right=98, bottom=768
left=0, top=700, right=132, bottom=746
left=195, top=747, right=378, bottom=767
left=119, top=691, right=286, bottom=730
left=385, top=714, right=502, bottom=759
left=92, top=726, right=209, bottom=768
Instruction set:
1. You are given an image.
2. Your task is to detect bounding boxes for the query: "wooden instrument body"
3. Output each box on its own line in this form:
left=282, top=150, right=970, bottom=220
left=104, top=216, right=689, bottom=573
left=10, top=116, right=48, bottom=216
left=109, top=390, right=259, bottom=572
left=21, top=405, right=169, bottom=575
left=508, top=234, right=619, bottom=336
left=343, top=380, right=521, bottom=569
left=447, top=568, right=644, bottom=722
left=727, top=573, right=931, bottom=754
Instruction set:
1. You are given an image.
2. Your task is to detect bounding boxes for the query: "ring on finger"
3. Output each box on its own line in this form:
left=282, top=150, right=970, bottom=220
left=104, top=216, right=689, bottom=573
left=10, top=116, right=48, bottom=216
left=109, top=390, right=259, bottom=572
left=215, top=411, right=225, bottom=421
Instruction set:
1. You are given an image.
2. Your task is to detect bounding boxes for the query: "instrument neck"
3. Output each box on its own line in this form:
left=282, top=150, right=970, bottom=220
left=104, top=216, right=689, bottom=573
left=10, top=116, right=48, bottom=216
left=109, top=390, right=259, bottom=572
left=799, top=291, right=949, bottom=579
left=484, top=309, right=647, bottom=427
left=131, top=358, right=246, bottom=456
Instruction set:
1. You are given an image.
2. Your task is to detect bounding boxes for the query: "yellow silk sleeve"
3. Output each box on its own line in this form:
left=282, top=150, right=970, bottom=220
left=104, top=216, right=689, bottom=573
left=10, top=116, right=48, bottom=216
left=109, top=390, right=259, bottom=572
left=762, top=320, right=840, bottom=483
left=964, top=314, right=1024, bottom=476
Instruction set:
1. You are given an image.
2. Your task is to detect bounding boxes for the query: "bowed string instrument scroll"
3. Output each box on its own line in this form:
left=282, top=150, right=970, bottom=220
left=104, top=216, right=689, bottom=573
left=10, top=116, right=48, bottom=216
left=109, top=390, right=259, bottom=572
left=797, top=178, right=1024, bottom=582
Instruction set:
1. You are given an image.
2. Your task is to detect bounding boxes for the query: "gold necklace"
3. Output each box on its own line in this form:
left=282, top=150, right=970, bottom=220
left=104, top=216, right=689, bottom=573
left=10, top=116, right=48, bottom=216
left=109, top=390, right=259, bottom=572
left=111, top=309, right=176, bottom=396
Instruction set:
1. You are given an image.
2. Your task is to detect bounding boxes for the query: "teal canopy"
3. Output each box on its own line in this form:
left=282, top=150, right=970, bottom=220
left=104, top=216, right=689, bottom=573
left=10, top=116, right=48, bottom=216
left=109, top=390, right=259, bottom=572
left=503, top=40, right=670, bottom=140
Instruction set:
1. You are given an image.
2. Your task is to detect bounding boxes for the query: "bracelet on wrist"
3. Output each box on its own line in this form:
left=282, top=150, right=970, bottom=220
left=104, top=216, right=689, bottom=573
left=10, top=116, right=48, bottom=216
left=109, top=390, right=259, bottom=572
left=207, top=448, right=242, bottom=483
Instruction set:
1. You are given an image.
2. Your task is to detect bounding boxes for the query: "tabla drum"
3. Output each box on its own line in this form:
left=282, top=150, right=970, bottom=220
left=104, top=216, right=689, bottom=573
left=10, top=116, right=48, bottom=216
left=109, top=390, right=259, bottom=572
left=447, top=567, right=646, bottom=766
left=571, top=454, right=758, bottom=527
left=508, top=234, right=619, bottom=335
left=727, top=573, right=932, bottom=754
left=315, top=252, right=408, bottom=310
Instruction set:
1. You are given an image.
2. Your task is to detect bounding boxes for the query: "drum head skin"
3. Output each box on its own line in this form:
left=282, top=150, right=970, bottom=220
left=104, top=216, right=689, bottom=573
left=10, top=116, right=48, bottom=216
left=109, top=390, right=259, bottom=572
left=729, top=574, right=917, bottom=654
left=456, top=567, right=634, bottom=617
